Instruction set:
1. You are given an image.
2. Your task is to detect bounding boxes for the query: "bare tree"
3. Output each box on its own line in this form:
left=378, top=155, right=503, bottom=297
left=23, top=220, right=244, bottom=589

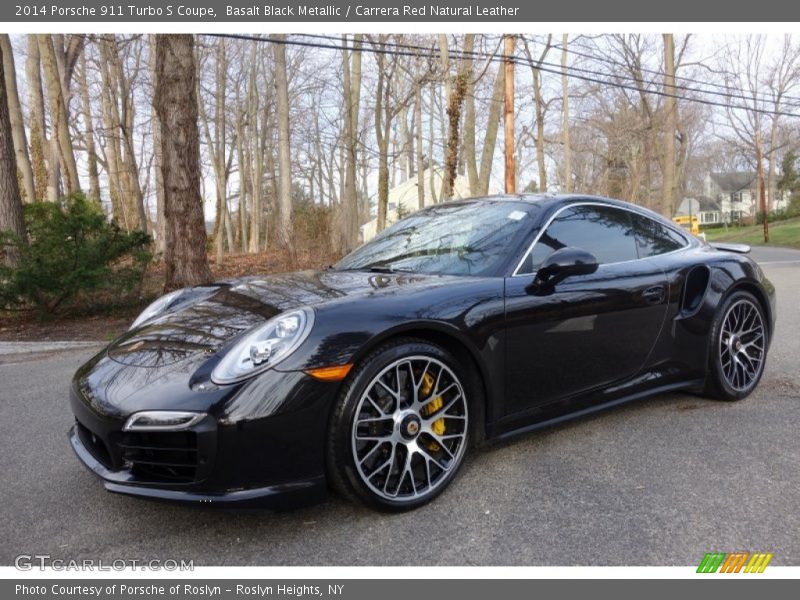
left=560, top=34, right=572, bottom=193
left=335, top=33, right=363, bottom=252
left=198, top=36, right=233, bottom=264
left=37, top=34, right=81, bottom=195
left=273, top=35, right=293, bottom=250
left=0, top=35, right=35, bottom=204
left=468, top=64, right=505, bottom=196
left=373, top=35, right=396, bottom=232
left=0, top=43, right=26, bottom=266
left=522, top=35, right=553, bottom=192
left=26, top=37, right=49, bottom=201
left=148, top=34, right=166, bottom=252
left=77, top=48, right=101, bottom=202
left=441, top=34, right=474, bottom=200
left=154, top=34, right=212, bottom=289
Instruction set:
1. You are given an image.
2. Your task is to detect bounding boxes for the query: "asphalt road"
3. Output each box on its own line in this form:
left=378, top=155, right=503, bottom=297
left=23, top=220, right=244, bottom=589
left=1, top=247, right=798, bottom=566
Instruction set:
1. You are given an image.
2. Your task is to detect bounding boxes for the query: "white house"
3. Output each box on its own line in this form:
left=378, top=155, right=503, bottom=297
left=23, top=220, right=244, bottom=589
left=674, top=197, right=722, bottom=225
left=702, top=172, right=788, bottom=223
left=360, top=166, right=500, bottom=242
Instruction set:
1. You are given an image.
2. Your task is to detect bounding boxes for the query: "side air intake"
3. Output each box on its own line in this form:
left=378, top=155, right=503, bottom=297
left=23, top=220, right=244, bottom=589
left=681, top=266, right=710, bottom=315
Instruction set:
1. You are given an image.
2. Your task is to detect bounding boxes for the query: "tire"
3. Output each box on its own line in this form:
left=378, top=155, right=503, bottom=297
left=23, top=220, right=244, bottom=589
left=326, top=338, right=474, bottom=511
left=704, top=290, right=768, bottom=401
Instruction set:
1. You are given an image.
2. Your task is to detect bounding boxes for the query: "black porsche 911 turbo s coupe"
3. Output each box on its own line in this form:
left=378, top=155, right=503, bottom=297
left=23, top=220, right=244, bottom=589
left=69, top=194, right=775, bottom=510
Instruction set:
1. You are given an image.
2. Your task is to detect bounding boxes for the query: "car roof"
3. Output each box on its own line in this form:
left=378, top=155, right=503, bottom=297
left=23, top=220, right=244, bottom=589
left=456, top=193, right=676, bottom=223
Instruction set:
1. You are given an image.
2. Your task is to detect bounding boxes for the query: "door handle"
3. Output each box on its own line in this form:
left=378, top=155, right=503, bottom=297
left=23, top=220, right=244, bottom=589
left=642, top=285, right=666, bottom=304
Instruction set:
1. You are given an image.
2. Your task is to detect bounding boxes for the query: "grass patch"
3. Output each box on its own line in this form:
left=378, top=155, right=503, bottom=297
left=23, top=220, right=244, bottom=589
left=702, top=217, right=800, bottom=249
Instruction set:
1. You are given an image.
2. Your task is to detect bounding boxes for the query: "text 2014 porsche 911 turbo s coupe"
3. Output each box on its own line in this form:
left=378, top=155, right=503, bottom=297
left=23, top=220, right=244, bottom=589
left=69, top=194, right=776, bottom=510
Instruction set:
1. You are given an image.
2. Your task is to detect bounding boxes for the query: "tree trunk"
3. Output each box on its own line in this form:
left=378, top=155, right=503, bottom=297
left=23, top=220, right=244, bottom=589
left=98, top=42, right=126, bottom=225
left=234, top=109, right=248, bottom=253
left=78, top=48, right=101, bottom=203
left=154, top=34, right=212, bottom=290
left=415, top=81, right=425, bottom=209
left=477, top=67, right=505, bottom=196
left=463, top=56, right=479, bottom=195
left=441, top=34, right=473, bottom=201
left=26, top=37, right=48, bottom=202
left=273, top=35, right=293, bottom=250
left=337, top=34, right=362, bottom=253
left=101, top=35, right=146, bottom=231
left=0, top=44, right=26, bottom=266
left=374, top=38, right=391, bottom=232
left=38, top=34, right=81, bottom=195
left=0, top=35, right=35, bottom=204
left=247, top=45, right=261, bottom=253
left=149, top=34, right=166, bottom=252
left=442, top=72, right=468, bottom=200
left=197, top=37, right=229, bottom=264
left=428, top=83, right=437, bottom=204
left=560, top=34, right=572, bottom=193
left=532, top=66, right=547, bottom=192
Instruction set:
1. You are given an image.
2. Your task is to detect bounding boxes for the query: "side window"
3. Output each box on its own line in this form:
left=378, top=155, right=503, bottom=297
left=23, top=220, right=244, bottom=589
left=633, top=214, right=687, bottom=257
left=522, top=205, right=638, bottom=273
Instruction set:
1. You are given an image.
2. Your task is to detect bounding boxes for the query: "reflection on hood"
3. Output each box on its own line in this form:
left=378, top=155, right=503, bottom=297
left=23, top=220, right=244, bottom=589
left=109, top=270, right=448, bottom=368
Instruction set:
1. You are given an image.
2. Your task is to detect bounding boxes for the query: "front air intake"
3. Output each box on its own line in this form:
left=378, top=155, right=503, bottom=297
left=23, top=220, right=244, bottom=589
left=118, top=430, right=202, bottom=483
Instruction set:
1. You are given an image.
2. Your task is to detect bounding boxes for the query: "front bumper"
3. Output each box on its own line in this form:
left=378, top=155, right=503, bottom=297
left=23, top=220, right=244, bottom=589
left=68, top=425, right=325, bottom=507
left=68, top=367, right=337, bottom=508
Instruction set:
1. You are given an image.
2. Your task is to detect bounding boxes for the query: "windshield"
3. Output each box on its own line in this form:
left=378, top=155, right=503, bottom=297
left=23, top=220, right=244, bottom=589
left=335, top=201, right=537, bottom=276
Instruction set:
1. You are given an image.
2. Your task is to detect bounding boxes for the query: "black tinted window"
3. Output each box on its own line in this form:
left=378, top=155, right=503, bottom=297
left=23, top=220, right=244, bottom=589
left=523, top=205, right=638, bottom=273
left=633, top=214, right=687, bottom=257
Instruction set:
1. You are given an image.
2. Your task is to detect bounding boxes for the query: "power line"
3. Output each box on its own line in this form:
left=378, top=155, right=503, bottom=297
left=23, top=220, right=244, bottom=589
left=203, top=33, right=800, bottom=119
left=299, top=33, right=800, bottom=116
left=547, top=37, right=800, bottom=106
left=306, top=32, right=800, bottom=111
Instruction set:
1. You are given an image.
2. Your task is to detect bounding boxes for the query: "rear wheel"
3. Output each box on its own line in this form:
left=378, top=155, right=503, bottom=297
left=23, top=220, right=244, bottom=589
left=704, top=290, right=768, bottom=401
left=327, top=339, right=471, bottom=510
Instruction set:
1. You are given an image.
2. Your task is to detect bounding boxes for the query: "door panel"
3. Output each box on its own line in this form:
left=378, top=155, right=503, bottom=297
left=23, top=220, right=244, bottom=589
left=503, top=261, right=668, bottom=415
left=502, top=204, right=670, bottom=417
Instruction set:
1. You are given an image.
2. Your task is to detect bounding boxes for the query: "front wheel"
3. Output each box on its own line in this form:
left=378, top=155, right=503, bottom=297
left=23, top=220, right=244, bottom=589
left=704, top=290, right=768, bottom=401
left=327, top=339, right=471, bottom=511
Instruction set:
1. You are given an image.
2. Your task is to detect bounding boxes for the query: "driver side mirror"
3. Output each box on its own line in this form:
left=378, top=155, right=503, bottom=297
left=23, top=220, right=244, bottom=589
left=527, top=247, right=599, bottom=295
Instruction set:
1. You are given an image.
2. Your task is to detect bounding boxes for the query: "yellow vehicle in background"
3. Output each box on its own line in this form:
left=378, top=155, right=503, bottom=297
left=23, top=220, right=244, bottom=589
left=672, top=215, right=700, bottom=236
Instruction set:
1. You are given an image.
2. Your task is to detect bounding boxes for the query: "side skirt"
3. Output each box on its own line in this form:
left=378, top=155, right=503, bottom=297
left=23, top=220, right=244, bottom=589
left=489, top=379, right=705, bottom=442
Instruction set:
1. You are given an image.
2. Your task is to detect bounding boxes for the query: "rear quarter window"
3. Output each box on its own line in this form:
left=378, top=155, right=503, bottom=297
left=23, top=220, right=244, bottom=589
left=633, top=214, right=688, bottom=258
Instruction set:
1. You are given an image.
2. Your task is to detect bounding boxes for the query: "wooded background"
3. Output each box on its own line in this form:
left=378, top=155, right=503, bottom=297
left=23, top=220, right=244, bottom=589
left=1, top=33, right=800, bottom=289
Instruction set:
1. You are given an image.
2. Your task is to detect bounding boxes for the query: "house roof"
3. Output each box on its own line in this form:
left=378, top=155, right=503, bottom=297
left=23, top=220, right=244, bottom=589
left=675, top=196, right=720, bottom=216
left=711, top=172, right=757, bottom=192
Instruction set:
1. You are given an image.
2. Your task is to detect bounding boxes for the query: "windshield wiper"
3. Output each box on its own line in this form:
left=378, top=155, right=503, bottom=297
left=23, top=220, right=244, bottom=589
left=367, top=266, right=416, bottom=274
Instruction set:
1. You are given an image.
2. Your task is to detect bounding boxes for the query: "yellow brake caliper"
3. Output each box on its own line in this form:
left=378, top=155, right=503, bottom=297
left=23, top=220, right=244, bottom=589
left=420, top=372, right=445, bottom=451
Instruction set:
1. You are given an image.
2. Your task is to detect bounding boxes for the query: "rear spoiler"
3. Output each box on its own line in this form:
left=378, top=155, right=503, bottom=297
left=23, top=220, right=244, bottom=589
left=710, top=242, right=751, bottom=254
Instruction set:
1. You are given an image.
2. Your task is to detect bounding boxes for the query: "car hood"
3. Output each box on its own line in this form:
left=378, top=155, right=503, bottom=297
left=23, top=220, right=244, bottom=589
left=107, top=270, right=451, bottom=368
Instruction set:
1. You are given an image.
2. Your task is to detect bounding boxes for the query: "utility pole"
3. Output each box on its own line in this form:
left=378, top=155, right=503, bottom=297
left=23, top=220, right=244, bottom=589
left=756, top=127, right=769, bottom=243
left=662, top=34, right=677, bottom=218
left=504, top=34, right=516, bottom=194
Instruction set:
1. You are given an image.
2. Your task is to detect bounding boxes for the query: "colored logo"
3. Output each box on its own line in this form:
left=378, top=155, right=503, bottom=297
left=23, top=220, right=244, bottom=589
left=697, top=552, right=773, bottom=573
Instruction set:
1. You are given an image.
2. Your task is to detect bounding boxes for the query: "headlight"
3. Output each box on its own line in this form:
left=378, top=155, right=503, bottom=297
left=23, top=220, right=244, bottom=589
left=130, top=289, right=184, bottom=329
left=211, top=307, right=315, bottom=384
left=123, top=411, right=207, bottom=432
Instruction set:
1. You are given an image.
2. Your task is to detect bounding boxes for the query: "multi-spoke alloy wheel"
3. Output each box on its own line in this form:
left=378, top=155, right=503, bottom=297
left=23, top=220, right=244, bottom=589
left=719, top=298, right=766, bottom=392
left=349, top=355, right=469, bottom=504
left=705, top=290, right=768, bottom=401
